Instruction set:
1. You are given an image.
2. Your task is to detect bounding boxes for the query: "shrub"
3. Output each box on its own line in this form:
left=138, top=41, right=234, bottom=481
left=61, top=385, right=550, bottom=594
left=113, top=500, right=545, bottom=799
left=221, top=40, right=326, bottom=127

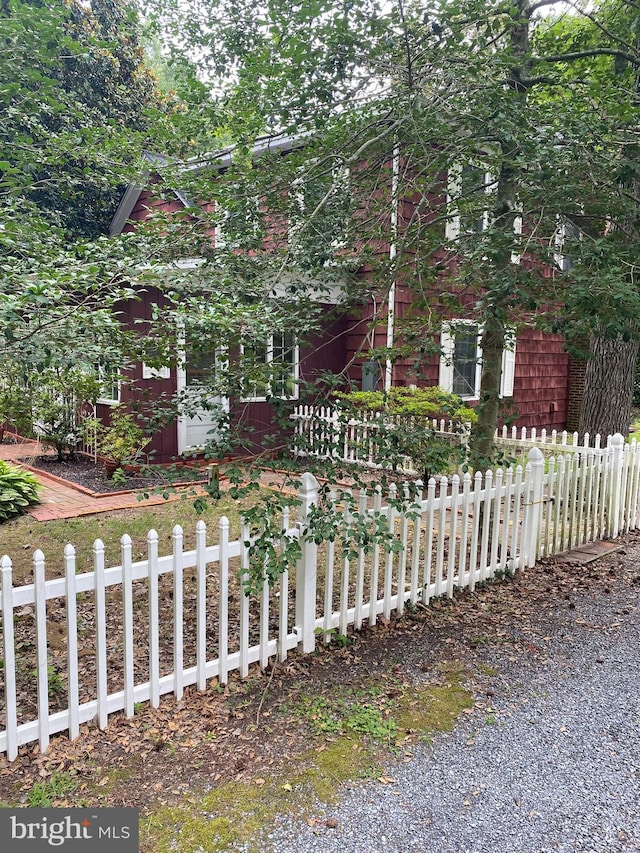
left=335, top=386, right=477, bottom=423
left=0, top=361, right=34, bottom=438
left=0, top=461, right=40, bottom=521
left=32, top=367, right=102, bottom=460
left=335, top=387, right=476, bottom=479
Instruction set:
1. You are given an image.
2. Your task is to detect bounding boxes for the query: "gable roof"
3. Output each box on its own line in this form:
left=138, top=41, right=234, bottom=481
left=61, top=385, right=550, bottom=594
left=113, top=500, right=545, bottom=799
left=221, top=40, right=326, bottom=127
left=109, top=134, right=303, bottom=236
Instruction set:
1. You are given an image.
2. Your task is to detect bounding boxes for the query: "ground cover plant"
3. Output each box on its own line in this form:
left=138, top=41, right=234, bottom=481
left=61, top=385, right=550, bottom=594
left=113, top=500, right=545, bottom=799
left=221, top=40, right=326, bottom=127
left=0, top=461, right=40, bottom=521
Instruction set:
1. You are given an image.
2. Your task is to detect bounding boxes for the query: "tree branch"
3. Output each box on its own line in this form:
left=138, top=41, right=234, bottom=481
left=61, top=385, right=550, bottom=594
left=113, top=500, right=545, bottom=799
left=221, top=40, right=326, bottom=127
left=532, top=47, right=639, bottom=66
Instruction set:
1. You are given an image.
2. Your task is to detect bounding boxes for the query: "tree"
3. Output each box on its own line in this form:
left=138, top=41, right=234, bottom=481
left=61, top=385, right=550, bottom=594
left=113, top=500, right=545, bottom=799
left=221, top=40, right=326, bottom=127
left=535, top=2, right=640, bottom=437
left=0, top=0, right=192, bottom=422
left=144, top=0, right=640, bottom=461
left=1, top=0, right=167, bottom=238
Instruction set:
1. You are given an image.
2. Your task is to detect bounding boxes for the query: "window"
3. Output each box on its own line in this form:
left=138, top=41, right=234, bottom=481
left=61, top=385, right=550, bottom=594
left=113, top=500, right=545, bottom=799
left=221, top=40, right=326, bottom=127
left=142, top=364, right=170, bottom=380
left=95, top=362, right=120, bottom=405
left=215, top=191, right=262, bottom=250
left=554, top=217, right=581, bottom=271
left=445, top=162, right=494, bottom=241
left=439, top=323, right=516, bottom=400
left=289, top=163, right=351, bottom=268
left=242, top=332, right=299, bottom=401
left=452, top=324, right=481, bottom=397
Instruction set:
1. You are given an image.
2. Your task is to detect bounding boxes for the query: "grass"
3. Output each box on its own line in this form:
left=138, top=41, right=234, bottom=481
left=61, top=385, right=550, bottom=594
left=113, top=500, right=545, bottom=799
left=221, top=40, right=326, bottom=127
left=0, top=493, right=249, bottom=582
left=26, top=772, right=77, bottom=807
left=628, top=408, right=640, bottom=440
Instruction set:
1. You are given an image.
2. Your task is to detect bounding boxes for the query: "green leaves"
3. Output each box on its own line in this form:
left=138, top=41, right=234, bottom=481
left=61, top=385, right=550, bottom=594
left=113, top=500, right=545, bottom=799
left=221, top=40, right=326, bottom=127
left=0, top=461, right=40, bottom=521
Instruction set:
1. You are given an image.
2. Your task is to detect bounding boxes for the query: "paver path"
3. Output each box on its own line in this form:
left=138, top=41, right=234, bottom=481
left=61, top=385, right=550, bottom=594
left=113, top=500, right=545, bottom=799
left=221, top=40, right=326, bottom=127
left=0, top=439, right=201, bottom=520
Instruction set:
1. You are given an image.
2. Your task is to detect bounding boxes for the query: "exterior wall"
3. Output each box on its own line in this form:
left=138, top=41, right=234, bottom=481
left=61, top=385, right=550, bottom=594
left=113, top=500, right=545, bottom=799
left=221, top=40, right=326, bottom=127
left=112, top=163, right=574, bottom=455
left=122, top=190, right=184, bottom=231
left=509, top=326, right=568, bottom=431
left=342, top=296, right=570, bottom=431
left=231, top=311, right=349, bottom=456
left=111, top=290, right=180, bottom=463
left=566, top=353, right=588, bottom=433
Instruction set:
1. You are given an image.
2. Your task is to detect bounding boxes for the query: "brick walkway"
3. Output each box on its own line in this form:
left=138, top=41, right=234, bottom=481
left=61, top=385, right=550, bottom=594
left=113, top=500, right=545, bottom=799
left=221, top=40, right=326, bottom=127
left=0, top=438, right=204, bottom=521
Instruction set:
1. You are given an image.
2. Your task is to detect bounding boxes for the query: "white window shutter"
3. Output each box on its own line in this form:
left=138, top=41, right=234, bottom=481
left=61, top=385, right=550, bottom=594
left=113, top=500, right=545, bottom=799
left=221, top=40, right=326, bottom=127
left=439, top=327, right=455, bottom=393
left=445, top=163, right=462, bottom=242
left=500, top=331, right=516, bottom=397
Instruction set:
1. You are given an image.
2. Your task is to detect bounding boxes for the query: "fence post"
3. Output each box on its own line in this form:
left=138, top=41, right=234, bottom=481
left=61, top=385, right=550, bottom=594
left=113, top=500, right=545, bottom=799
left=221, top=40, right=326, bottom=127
left=609, top=433, right=625, bottom=539
left=295, top=472, right=319, bottom=654
left=524, top=447, right=545, bottom=568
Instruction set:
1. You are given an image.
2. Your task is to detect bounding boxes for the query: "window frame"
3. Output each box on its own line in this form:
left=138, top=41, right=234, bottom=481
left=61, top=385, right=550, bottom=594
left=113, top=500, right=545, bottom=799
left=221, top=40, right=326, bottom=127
left=553, top=216, right=581, bottom=272
left=240, top=332, right=300, bottom=402
left=288, top=161, right=351, bottom=266
left=445, top=162, right=495, bottom=241
left=439, top=321, right=516, bottom=401
left=95, top=362, right=121, bottom=406
left=214, top=193, right=262, bottom=251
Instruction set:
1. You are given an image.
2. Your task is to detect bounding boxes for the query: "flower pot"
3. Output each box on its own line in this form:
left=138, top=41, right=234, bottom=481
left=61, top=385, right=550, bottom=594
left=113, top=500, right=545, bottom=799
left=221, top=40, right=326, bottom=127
left=104, top=459, right=121, bottom=479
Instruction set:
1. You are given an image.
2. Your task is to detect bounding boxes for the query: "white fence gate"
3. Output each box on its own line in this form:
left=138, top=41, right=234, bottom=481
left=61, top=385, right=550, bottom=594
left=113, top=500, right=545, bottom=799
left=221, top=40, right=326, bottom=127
left=1, top=434, right=639, bottom=759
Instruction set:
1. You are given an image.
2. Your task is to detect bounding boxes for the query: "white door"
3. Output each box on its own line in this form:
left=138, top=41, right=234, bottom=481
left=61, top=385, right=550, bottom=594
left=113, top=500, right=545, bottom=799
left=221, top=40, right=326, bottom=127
left=176, top=349, right=229, bottom=454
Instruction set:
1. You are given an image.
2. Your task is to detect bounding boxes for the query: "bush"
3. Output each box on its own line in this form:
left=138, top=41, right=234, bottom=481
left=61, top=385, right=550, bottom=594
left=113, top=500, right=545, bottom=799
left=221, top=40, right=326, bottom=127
left=335, top=386, right=476, bottom=479
left=335, top=386, right=477, bottom=424
left=32, top=367, right=101, bottom=460
left=0, top=461, right=40, bottom=521
left=0, top=362, right=34, bottom=437
left=88, top=405, right=148, bottom=471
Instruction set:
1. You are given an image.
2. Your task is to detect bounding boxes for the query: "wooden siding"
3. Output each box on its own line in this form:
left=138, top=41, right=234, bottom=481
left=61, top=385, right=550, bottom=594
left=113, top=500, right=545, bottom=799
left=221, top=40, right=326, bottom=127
left=231, top=311, right=349, bottom=456
left=122, top=190, right=184, bottom=231
left=112, top=290, right=180, bottom=463
left=509, top=326, right=568, bottom=431
left=111, top=158, right=575, bottom=454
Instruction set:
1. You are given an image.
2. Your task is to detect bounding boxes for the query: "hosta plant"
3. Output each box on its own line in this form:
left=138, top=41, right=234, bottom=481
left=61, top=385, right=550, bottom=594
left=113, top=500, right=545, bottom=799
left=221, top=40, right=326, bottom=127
left=0, top=461, right=40, bottom=521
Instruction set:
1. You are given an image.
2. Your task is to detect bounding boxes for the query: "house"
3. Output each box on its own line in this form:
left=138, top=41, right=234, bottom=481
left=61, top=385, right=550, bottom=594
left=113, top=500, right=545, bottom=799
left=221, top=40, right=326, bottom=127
left=104, top=136, right=582, bottom=464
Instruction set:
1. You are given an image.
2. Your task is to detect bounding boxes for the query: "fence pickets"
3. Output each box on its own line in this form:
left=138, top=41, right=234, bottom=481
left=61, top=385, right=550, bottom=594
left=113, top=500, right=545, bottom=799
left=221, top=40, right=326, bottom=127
left=2, top=433, right=640, bottom=760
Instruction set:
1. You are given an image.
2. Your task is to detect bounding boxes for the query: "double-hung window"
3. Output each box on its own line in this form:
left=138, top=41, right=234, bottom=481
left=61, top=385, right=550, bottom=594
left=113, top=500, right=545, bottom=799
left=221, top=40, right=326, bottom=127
left=439, top=322, right=516, bottom=400
left=242, top=332, right=299, bottom=401
left=95, top=361, right=121, bottom=405
left=289, top=162, right=351, bottom=268
left=445, top=163, right=494, bottom=241
left=553, top=217, right=581, bottom=272
left=215, top=189, right=262, bottom=250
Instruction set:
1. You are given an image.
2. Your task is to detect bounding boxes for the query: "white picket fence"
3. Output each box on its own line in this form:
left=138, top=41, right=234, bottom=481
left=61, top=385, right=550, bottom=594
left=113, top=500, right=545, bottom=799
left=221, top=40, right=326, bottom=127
left=1, top=435, right=640, bottom=760
left=291, top=404, right=468, bottom=474
left=291, top=404, right=626, bottom=472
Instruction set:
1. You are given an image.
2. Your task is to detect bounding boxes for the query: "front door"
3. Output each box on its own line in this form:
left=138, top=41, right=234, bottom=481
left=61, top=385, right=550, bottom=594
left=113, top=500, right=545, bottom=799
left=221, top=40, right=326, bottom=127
left=176, top=349, right=229, bottom=455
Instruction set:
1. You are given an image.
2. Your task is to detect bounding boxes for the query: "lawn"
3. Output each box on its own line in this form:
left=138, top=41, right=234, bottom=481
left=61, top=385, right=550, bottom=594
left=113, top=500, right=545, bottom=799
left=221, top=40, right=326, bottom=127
left=0, top=492, right=251, bottom=585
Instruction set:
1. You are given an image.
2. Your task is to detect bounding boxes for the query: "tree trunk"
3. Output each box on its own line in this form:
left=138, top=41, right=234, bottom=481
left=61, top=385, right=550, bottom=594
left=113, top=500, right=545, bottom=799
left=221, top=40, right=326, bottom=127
left=469, top=314, right=505, bottom=470
left=578, top=335, right=638, bottom=438
left=468, top=0, right=530, bottom=470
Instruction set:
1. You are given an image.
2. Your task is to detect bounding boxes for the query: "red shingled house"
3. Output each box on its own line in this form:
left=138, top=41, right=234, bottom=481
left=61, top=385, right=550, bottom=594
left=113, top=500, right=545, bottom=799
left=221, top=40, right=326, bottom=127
left=106, top=137, right=579, bottom=463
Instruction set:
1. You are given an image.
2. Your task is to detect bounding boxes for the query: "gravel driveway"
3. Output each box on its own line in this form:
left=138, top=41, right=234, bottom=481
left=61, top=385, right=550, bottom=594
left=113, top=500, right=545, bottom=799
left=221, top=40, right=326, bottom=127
left=267, top=551, right=640, bottom=853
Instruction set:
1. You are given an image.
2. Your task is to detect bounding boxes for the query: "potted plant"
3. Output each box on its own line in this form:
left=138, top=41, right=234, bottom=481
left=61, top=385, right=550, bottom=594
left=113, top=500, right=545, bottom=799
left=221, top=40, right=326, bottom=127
left=94, top=405, right=148, bottom=478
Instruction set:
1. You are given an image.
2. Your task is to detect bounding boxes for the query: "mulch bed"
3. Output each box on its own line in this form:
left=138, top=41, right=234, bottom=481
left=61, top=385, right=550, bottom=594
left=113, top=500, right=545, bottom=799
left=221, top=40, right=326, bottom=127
left=22, top=454, right=208, bottom=494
